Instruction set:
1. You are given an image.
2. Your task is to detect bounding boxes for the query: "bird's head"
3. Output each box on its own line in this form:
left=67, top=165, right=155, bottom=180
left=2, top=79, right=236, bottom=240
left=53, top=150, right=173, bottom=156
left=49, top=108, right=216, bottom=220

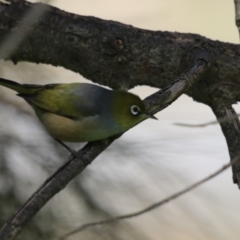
left=111, top=90, right=157, bottom=132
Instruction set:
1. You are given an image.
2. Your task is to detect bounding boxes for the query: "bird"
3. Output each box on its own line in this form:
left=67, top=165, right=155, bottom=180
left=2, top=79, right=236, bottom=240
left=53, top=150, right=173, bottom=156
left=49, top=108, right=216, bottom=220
left=0, top=78, right=157, bottom=156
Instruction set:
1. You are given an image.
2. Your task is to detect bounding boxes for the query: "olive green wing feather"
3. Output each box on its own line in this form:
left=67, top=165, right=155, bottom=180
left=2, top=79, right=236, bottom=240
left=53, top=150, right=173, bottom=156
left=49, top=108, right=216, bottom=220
left=19, top=83, right=103, bottom=120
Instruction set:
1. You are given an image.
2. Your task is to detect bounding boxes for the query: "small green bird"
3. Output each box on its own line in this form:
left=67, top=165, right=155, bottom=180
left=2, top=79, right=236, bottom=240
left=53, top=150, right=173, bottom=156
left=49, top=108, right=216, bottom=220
left=0, top=78, right=156, bottom=156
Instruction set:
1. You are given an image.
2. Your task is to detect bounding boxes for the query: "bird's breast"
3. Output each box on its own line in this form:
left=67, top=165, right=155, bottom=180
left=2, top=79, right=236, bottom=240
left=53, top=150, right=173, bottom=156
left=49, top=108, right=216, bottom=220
left=39, top=112, right=120, bottom=142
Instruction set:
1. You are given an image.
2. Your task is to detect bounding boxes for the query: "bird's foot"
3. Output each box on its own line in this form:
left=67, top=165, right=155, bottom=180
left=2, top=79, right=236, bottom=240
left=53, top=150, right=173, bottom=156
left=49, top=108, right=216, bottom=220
left=68, top=149, right=79, bottom=159
left=54, top=139, right=90, bottom=166
left=68, top=150, right=89, bottom=167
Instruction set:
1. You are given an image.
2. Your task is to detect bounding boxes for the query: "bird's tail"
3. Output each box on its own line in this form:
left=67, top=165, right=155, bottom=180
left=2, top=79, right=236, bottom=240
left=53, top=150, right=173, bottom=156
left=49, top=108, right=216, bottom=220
left=0, top=78, right=42, bottom=95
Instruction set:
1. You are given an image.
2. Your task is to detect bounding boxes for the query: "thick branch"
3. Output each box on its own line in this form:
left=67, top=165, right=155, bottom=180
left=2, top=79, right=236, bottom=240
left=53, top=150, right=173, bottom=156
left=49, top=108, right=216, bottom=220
left=211, top=105, right=240, bottom=185
left=0, top=1, right=239, bottom=105
left=0, top=55, right=210, bottom=240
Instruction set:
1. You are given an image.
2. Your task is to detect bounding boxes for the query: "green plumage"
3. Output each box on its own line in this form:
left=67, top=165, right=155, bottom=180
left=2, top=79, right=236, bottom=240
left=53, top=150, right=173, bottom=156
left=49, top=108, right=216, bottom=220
left=0, top=77, right=155, bottom=154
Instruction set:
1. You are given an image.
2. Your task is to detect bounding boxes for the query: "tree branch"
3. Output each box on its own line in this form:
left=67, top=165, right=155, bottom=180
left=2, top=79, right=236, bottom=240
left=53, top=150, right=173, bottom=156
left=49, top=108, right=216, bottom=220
left=211, top=105, right=240, bottom=185
left=0, top=1, right=239, bottom=104
left=0, top=55, right=210, bottom=240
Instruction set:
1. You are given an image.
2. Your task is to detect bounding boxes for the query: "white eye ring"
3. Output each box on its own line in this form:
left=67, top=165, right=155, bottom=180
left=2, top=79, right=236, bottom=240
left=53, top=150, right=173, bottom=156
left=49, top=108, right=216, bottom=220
left=130, top=105, right=140, bottom=116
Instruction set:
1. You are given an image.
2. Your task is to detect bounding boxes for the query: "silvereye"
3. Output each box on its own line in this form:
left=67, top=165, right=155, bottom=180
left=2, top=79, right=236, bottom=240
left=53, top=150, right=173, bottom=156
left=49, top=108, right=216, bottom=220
left=0, top=78, right=156, bottom=155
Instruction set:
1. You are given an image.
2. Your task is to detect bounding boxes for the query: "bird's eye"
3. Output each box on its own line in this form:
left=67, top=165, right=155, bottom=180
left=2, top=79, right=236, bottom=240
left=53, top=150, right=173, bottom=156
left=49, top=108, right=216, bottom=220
left=130, top=105, right=140, bottom=116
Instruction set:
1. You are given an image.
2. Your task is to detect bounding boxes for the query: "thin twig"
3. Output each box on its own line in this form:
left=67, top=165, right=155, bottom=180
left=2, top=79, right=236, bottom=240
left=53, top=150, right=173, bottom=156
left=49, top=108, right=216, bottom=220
left=144, top=57, right=210, bottom=115
left=174, top=113, right=240, bottom=128
left=57, top=155, right=240, bottom=240
left=174, top=120, right=217, bottom=128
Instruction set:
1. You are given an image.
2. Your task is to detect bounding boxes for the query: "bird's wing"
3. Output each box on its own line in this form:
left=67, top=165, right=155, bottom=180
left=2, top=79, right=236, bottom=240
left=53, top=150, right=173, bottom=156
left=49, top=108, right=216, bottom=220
left=19, top=83, right=103, bottom=119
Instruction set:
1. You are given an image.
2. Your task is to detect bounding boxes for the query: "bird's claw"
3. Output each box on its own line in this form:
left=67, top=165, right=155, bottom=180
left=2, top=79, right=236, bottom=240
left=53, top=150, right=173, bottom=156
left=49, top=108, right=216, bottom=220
left=68, top=151, right=89, bottom=167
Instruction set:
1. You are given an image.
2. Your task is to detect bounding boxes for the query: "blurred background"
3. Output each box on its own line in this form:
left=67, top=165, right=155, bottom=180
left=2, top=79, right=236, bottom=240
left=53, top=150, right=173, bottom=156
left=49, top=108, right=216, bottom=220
left=0, top=0, right=240, bottom=239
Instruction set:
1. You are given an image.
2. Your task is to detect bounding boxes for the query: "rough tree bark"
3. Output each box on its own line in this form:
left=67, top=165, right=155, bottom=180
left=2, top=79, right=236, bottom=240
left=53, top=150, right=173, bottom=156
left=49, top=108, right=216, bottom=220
left=0, top=0, right=239, bottom=239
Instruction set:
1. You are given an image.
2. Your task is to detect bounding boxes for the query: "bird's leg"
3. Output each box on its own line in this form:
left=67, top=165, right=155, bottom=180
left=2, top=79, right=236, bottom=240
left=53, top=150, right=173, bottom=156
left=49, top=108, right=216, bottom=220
left=54, top=139, right=89, bottom=165
left=54, top=139, right=77, bottom=156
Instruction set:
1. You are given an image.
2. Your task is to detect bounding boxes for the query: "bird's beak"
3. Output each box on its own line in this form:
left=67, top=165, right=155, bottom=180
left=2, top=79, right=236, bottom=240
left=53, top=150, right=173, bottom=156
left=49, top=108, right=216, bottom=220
left=143, top=113, right=158, bottom=120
